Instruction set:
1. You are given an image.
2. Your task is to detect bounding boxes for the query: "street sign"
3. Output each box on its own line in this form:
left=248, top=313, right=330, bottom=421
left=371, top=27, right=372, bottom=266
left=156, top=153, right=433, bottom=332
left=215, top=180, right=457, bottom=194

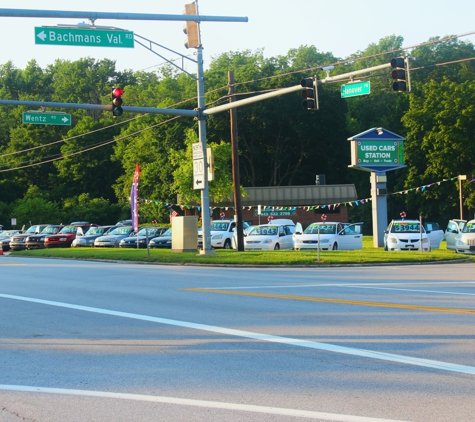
left=22, top=111, right=72, bottom=126
left=35, top=27, right=134, bottom=48
left=192, top=142, right=204, bottom=159
left=193, top=157, right=205, bottom=190
left=341, top=81, right=371, bottom=98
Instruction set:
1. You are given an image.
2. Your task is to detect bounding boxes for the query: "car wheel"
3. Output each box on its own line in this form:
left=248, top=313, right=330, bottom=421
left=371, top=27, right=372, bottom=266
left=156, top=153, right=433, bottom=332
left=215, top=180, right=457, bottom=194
left=224, top=239, right=232, bottom=249
left=332, top=243, right=338, bottom=251
left=274, top=243, right=280, bottom=250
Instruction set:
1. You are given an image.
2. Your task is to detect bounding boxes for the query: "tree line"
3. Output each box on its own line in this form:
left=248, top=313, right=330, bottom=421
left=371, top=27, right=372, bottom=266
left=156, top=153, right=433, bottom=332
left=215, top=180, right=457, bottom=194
left=0, top=34, right=474, bottom=230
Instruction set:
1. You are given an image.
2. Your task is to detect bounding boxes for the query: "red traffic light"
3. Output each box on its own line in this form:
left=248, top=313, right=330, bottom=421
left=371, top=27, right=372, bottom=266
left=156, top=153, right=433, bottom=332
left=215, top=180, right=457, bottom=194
left=111, top=87, right=124, bottom=117
left=112, top=87, right=124, bottom=97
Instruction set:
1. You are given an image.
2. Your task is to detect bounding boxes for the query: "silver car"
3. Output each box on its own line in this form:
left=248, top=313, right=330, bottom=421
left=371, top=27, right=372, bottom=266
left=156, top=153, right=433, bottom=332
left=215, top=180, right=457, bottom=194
left=94, top=226, right=135, bottom=248
left=72, top=225, right=116, bottom=247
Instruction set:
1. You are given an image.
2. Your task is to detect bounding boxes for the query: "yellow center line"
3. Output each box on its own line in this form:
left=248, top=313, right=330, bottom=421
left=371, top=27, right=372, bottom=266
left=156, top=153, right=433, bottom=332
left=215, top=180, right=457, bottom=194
left=183, top=288, right=475, bottom=315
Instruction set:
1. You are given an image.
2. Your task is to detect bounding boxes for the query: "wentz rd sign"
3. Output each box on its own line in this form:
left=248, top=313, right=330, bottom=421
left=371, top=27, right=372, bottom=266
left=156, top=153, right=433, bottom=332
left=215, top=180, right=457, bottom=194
left=22, top=112, right=71, bottom=126
left=35, top=27, right=134, bottom=48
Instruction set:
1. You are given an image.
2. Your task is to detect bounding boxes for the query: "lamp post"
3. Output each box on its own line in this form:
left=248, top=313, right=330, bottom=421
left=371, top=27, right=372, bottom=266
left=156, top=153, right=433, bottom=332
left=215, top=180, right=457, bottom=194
left=459, top=175, right=467, bottom=220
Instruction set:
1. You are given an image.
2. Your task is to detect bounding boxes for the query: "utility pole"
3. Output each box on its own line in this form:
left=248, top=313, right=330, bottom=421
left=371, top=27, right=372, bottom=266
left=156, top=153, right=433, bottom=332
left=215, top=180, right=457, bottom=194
left=228, top=71, right=244, bottom=251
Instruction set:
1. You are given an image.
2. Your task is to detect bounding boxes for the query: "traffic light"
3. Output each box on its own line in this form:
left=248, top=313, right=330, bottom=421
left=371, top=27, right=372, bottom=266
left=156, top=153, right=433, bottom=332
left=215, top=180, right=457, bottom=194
left=390, top=57, right=406, bottom=92
left=111, top=87, right=124, bottom=117
left=183, top=2, right=200, bottom=49
left=301, top=78, right=316, bottom=110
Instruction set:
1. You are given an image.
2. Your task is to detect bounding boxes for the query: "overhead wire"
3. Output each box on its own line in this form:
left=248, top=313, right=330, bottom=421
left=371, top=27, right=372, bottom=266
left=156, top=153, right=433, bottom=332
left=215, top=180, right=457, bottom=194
left=1, top=30, right=475, bottom=172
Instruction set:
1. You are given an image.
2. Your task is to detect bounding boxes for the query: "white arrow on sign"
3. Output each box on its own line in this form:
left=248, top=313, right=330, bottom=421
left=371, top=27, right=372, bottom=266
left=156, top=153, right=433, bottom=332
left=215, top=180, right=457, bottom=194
left=62, top=116, right=69, bottom=123
left=37, top=30, right=47, bottom=42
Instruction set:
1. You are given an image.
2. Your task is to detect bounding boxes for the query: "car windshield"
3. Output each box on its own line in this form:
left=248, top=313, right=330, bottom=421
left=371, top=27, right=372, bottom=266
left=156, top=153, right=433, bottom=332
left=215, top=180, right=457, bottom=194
left=42, top=226, right=60, bottom=234
left=59, top=226, right=78, bottom=234
left=0, top=230, right=18, bottom=237
left=304, top=224, right=336, bottom=235
left=85, top=227, right=106, bottom=236
left=248, top=225, right=278, bottom=236
left=211, top=222, right=230, bottom=231
left=391, top=222, right=422, bottom=233
left=109, top=226, right=132, bottom=235
left=462, top=222, right=475, bottom=233
left=25, top=226, right=40, bottom=233
left=161, top=229, right=172, bottom=237
left=137, top=227, right=159, bottom=236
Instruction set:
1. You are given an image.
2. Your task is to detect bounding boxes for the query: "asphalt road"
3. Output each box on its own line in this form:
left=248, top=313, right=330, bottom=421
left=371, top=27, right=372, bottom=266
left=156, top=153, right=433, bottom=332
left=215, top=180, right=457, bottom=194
left=1, top=256, right=474, bottom=422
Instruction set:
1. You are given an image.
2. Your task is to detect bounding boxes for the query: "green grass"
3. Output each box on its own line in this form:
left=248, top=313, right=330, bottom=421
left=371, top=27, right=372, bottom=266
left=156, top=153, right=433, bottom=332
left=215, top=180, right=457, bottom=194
left=9, top=238, right=473, bottom=266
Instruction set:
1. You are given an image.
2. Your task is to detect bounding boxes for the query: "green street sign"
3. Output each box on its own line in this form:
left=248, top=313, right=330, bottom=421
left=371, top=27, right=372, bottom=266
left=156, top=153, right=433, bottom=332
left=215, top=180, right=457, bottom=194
left=35, top=27, right=134, bottom=48
left=22, top=112, right=72, bottom=126
left=353, top=140, right=404, bottom=166
left=341, top=81, right=371, bottom=98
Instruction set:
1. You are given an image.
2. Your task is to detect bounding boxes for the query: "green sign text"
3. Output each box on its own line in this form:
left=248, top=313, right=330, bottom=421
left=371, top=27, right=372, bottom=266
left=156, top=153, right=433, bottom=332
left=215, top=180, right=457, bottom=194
left=35, top=27, right=134, bottom=48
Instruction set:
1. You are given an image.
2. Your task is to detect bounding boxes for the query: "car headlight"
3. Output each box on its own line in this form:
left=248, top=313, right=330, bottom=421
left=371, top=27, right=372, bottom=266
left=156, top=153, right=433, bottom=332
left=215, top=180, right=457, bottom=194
left=263, top=239, right=273, bottom=244
left=455, top=239, right=466, bottom=246
left=59, top=237, right=67, bottom=241
left=212, top=234, right=223, bottom=240
left=422, top=238, right=429, bottom=244
left=320, top=239, right=330, bottom=244
left=139, top=239, right=146, bottom=244
left=388, top=237, right=398, bottom=244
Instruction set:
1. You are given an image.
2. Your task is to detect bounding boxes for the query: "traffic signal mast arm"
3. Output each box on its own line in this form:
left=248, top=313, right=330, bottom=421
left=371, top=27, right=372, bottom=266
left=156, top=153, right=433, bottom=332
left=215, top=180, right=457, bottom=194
left=204, top=62, right=392, bottom=116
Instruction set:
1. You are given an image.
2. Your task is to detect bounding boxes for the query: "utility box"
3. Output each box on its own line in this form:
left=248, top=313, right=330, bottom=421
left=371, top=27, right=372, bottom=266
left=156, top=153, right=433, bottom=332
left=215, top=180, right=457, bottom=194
left=172, top=216, right=198, bottom=252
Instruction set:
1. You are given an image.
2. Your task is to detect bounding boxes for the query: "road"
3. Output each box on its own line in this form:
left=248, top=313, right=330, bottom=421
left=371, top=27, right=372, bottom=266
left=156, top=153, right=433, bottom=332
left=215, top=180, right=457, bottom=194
left=0, top=256, right=474, bottom=422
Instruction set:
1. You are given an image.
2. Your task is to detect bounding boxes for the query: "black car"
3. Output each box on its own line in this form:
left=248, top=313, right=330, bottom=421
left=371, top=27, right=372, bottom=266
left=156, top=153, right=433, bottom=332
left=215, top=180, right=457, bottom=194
left=25, top=225, right=63, bottom=249
left=149, top=228, right=172, bottom=249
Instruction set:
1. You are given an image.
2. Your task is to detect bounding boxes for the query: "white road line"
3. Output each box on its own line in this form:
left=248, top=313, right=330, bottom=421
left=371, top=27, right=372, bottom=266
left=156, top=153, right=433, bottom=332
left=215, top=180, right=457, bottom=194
left=1, top=293, right=475, bottom=375
left=0, top=385, right=408, bottom=422
left=347, top=285, right=475, bottom=297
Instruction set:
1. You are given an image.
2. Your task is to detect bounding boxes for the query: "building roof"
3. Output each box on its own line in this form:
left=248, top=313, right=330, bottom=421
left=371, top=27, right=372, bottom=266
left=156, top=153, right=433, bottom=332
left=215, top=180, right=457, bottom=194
left=212, top=184, right=358, bottom=207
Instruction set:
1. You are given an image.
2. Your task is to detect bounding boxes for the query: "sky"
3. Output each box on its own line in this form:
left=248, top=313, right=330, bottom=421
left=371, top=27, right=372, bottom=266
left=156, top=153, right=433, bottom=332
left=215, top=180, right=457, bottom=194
left=0, top=1, right=474, bottom=74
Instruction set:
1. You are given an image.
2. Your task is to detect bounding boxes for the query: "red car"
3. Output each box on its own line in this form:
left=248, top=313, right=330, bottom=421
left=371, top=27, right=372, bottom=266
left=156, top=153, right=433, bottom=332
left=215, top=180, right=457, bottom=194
left=44, top=222, right=95, bottom=248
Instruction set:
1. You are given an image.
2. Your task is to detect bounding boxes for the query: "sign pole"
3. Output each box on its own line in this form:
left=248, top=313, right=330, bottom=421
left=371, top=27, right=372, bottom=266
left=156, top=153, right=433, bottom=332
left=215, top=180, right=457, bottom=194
left=196, top=45, right=214, bottom=255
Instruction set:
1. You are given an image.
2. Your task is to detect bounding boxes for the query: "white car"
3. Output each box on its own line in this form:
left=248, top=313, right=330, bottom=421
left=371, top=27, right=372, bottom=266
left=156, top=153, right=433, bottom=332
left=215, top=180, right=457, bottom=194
left=293, top=222, right=363, bottom=251
left=198, top=219, right=250, bottom=249
left=244, top=219, right=295, bottom=250
left=445, top=219, right=467, bottom=250
left=384, top=219, right=431, bottom=252
left=422, top=221, right=445, bottom=249
left=449, top=219, right=475, bottom=254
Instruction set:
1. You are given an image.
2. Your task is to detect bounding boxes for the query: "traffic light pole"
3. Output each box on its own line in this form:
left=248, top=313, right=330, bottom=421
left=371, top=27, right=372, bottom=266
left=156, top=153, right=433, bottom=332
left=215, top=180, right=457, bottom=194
left=196, top=45, right=214, bottom=254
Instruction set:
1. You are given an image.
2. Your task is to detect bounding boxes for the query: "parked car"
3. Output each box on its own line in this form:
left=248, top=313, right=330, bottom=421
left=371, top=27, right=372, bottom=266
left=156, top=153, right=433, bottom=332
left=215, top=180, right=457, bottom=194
left=94, top=225, right=135, bottom=248
left=384, top=219, right=431, bottom=252
left=293, top=222, right=363, bottom=251
left=231, top=224, right=255, bottom=249
left=422, top=221, right=445, bottom=249
left=198, top=219, right=251, bottom=249
left=448, top=219, right=475, bottom=254
left=445, top=219, right=467, bottom=250
left=243, top=219, right=295, bottom=250
left=9, top=224, right=49, bottom=251
left=25, top=225, right=63, bottom=249
left=119, top=227, right=167, bottom=248
left=149, top=228, right=173, bottom=249
left=1, top=230, right=21, bottom=252
left=44, top=222, right=95, bottom=248
left=71, top=225, right=116, bottom=247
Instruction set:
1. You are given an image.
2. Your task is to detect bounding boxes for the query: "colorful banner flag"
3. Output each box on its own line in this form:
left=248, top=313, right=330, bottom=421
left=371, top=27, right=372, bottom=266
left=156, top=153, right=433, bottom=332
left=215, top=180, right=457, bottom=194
left=130, top=163, right=140, bottom=232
